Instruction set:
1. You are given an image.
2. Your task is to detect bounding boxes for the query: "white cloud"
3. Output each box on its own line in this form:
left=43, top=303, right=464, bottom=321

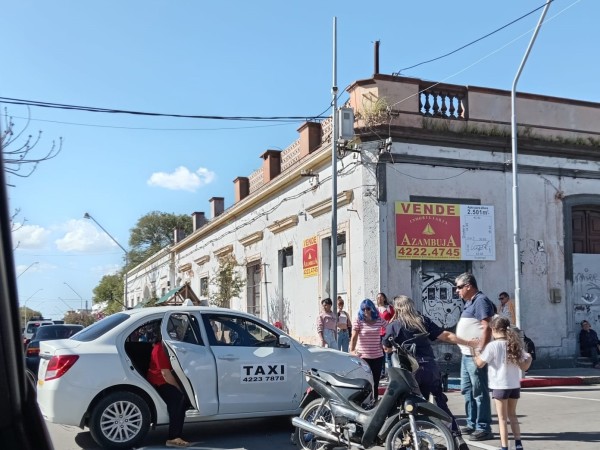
left=147, top=166, right=216, bottom=192
left=12, top=223, right=51, bottom=249
left=91, top=264, right=122, bottom=276
left=55, top=219, right=118, bottom=252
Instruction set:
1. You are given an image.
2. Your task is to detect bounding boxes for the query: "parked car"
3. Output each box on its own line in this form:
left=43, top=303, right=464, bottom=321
left=26, top=324, right=84, bottom=377
left=37, top=306, right=373, bottom=449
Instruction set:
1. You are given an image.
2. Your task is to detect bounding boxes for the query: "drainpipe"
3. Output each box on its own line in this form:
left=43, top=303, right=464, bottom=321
left=511, top=0, right=551, bottom=329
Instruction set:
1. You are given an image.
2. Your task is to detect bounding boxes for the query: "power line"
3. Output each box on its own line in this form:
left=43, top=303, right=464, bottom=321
left=6, top=114, right=299, bottom=131
left=0, top=96, right=329, bottom=122
left=393, top=0, right=555, bottom=75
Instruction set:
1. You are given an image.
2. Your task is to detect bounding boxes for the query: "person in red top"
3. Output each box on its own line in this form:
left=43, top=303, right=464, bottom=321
left=147, top=333, right=190, bottom=448
left=376, top=292, right=394, bottom=377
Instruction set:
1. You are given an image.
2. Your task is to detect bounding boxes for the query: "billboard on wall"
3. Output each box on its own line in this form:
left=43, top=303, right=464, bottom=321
left=395, top=202, right=495, bottom=261
left=303, top=236, right=319, bottom=277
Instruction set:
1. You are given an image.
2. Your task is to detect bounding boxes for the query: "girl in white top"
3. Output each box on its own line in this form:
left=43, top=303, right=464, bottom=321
left=473, top=316, right=532, bottom=450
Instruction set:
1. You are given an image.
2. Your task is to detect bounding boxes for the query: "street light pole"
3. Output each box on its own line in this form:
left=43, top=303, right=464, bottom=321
left=17, top=261, right=39, bottom=278
left=64, top=282, right=84, bottom=311
left=84, top=212, right=129, bottom=308
left=510, top=0, right=551, bottom=329
left=22, top=288, right=43, bottom=328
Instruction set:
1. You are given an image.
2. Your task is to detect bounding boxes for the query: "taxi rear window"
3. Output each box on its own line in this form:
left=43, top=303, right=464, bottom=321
left=70, top=313, right=129, bottom=342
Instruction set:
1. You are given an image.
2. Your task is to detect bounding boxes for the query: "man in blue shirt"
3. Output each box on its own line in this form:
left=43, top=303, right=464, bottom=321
left=455, top=272, right=494, bottom=441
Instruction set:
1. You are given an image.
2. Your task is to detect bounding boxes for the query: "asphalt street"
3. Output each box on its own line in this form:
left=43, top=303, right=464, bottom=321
left=46, top=385, right=600, bottom=449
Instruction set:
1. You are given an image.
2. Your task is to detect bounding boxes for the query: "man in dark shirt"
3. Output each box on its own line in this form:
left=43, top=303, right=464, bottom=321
left=579, top=320, right=600, bottom=368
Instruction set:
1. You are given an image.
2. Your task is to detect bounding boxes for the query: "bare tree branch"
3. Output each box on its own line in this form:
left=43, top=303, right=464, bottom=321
left=1, top=106, right=63, bottom=187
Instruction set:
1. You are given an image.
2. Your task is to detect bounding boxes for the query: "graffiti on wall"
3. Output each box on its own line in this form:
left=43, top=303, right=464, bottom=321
left=573, top=254, right=600, bottom=330
left=420, top=270, right=464, bottom=331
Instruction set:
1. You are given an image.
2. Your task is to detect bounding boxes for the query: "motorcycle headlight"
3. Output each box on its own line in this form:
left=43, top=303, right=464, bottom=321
left=350, top=357, right=371, bottom=373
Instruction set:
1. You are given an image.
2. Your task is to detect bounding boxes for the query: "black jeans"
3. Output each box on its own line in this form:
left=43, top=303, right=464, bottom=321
left=363, top=356, right=385, bottom=401
left=415, top=359, right=460, bottom=434
left=157, top=383, right=188, bottom=439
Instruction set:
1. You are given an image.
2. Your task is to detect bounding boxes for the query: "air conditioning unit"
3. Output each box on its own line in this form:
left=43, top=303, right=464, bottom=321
left=338, top=107, right=354, bottom=140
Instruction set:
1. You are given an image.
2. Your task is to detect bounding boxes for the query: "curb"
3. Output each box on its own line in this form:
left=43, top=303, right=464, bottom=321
left=378, top=375, right=600, bottom=395
left=521, top=377, right=583, bottom=388
left=521, top=375, right=600, bottom=388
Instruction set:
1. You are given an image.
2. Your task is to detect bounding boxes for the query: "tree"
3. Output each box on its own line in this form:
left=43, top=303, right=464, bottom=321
left=64, top=311, right=96, bottom=327
left=209, top=255, right=245, bottom=308
left=1, top=107, right=63, bottom=239
left=127, top=211, right=193, bottom=269
left=19, top=307, right=43, bottom=329
left=92, top=273, right=124, bottom=315
left=1, top=107, right=62, bottom=187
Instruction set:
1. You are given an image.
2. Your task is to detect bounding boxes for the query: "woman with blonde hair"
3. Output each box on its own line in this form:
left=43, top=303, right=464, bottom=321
left=383, top=295, right=474, bottom=450
left=473, top=316, right=532, bottom=450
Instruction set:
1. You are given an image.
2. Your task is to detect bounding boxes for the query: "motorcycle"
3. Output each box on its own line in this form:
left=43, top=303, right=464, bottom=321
left=292, top=334, right=457, bottom=450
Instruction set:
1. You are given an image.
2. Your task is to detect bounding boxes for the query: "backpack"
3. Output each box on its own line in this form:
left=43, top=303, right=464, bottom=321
left=523, top=334, right=536, bottom=360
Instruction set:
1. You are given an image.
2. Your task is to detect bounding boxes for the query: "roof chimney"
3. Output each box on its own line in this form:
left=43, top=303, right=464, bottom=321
left=233, top=177, right=250, bottom=203
left=192, top=212, right=207, bottom=231
left=173, top=228, right=185, bottom=244
left=297, top=122, right=322, bottom=159
left=261, top=149, right=282, bottom=184
left=210, top=197, right=225, bottom=218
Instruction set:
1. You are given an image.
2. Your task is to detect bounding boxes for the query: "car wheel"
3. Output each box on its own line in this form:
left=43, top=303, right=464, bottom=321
left=89, top=391, right=150, bottom=449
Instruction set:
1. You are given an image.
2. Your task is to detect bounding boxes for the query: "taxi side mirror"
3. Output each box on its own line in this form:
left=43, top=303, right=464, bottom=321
left=278, top=335, right=291, bottom=348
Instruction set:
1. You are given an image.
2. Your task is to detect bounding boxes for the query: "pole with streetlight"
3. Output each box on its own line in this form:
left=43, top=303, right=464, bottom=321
left=17, top=261, right=39, bottom=278
left=510, top=0, right=551, bottom=329
left=64, top=282, right=84, bottom=311
left=22, top=288, right=43, bottom=328
left=84, top=212, right=129, bottom=308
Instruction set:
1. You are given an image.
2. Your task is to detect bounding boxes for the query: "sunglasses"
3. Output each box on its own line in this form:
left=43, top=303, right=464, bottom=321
left=361, top=306, right=372, bottom=311
left=456, top=284, right=467, bottom=290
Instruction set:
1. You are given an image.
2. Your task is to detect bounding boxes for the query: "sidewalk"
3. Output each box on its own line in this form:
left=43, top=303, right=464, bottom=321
left=519, top=366, right=600, bottom=387
left=379, top=366, right=600, bottom=395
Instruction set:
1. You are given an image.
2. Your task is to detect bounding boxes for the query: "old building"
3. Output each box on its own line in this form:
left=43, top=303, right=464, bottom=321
left=126, top=72, right=600, bottom=366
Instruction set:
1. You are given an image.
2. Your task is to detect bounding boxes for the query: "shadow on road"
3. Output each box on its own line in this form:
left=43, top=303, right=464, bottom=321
left=73, top=416, right=296, bottom=450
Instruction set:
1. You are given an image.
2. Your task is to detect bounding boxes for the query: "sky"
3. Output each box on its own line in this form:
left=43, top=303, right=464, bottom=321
left=1, top=0, right=596, bottom=321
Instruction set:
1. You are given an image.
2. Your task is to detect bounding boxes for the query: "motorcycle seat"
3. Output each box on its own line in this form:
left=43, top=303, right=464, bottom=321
left=313, top=370, right=371, bottom=390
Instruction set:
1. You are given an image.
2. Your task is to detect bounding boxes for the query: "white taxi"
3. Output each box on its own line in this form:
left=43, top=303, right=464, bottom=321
left=36, top=306, right=372, bottom=448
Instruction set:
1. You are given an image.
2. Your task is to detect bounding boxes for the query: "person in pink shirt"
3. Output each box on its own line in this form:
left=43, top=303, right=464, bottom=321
left=349, top=298, right=387, bottom=401
left=317, top=298, right=337, bottom=348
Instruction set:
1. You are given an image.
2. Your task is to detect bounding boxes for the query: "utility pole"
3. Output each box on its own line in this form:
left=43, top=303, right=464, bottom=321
left=331, top=16, right=339, bottom=321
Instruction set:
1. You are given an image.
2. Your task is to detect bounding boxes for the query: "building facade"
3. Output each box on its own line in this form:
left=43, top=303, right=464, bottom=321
left=126, top=73, right=600, bottom=365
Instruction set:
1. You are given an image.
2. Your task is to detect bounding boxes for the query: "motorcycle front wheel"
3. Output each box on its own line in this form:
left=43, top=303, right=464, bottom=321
left=385, top=417, right=455, bottom=450
left=294, top=398, right=335, bottom=450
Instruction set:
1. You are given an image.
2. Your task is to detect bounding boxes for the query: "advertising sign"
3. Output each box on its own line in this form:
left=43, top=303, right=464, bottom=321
left=395, top=202, right=495, bottom=261
left=303, top=236, right=319, bottom=277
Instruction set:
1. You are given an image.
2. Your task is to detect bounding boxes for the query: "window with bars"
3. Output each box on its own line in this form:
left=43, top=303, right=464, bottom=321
left=200, top=276, right=209, bottom=297
left=246, top=261, right=261, bottom=316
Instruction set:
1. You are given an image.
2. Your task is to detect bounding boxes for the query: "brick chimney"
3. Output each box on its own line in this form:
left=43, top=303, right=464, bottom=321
left=261, top=149, right=281, bottom=184
left=233, top=177, right=250, bottom=203
left=297, top=121, right=322, bottom=159
left=192, top=211, right=207, bottom=231
left=210, top=197, right=225, bottom=218
left=173, top=228, right=185, bottom=243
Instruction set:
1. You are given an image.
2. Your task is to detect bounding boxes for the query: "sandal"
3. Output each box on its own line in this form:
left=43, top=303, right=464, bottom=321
left=166, top=437, right=191, bottom=448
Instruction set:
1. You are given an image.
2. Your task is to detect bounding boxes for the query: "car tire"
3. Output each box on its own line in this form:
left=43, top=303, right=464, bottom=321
left=89, top=391, right=150, bottom=449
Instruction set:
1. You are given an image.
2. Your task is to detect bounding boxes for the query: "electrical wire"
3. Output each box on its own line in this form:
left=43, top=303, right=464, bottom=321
left=393, top=0, right=555, bottom=75
left=6, top=114, right=299, bottom=131
left=388, top=0, right=580, bottom=111
left=0, top=96, right=330, bottom=123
